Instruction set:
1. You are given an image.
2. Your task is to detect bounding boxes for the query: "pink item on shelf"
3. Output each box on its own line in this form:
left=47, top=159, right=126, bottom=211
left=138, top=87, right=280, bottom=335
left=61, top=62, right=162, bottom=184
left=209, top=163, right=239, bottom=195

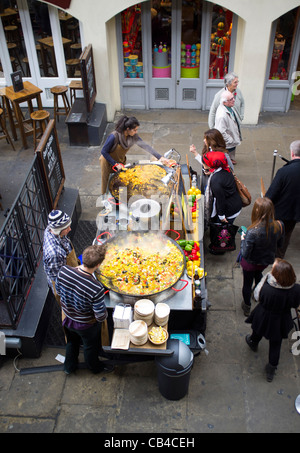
left=152, top=65, right=171, bottom=78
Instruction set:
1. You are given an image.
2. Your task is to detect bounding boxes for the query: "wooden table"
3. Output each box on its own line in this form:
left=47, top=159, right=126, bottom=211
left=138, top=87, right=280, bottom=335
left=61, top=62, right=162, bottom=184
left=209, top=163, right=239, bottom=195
left=0, top=7, right=18, bottom=25
left=0, top=81, right=43, bottom=149
left=38, top=36, right=72, bottom=76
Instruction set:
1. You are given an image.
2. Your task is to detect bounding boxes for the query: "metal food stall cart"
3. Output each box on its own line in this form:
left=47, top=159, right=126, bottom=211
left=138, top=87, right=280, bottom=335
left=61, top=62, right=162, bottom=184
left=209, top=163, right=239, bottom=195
left=93, top=158, right=209, bottom=359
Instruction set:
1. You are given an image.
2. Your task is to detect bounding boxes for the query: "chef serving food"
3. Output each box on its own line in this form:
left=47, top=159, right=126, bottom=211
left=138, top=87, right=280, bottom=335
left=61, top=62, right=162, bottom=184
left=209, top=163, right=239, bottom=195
left=99, top=115, right=173, bottom=194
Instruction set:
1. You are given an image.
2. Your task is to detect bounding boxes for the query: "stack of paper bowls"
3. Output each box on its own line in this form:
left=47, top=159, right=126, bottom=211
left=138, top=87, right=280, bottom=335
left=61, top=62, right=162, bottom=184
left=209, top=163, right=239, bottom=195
left=134, top=299, right=155, bottom=326
left=154, top=303, right=170, bottom=326
left=129, top=320, right=148, bottom=346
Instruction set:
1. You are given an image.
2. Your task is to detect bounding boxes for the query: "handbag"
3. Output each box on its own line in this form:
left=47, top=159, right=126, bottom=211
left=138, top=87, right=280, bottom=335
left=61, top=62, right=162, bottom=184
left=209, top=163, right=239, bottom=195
left=232, top=172, right=251, bottom=207
left=209, top=223, right=239, bottom=252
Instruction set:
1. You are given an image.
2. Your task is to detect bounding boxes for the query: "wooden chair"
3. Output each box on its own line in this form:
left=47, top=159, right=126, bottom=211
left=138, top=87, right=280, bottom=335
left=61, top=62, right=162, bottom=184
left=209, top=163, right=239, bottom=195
left=50, top=86, right=70, bottom=122
left=30, top=110, right=50, bottom=150
left=0, top=107, right=15, bottom=151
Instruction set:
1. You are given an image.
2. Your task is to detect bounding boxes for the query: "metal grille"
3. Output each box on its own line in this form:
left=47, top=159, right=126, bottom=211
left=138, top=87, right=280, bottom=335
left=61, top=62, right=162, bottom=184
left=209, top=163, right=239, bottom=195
left=183, top=88, right=197, bottom=101
left=155, top=88, right=169, bottom=101
left=0, top=155, right=50, bottom=329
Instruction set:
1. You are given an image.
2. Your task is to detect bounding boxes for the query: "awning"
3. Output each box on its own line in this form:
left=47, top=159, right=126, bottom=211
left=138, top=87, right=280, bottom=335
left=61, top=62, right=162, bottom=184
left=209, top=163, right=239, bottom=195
left=46, top=0, right=72, bottom=9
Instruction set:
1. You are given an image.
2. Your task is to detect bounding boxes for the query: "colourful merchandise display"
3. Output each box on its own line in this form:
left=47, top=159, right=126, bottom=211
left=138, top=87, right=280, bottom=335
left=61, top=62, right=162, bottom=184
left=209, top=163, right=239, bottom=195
left=180, top=42, right=200, bottom=78
left=209, top=19, right=232, bottom=79
left=152, top=42, right=171, bottom=78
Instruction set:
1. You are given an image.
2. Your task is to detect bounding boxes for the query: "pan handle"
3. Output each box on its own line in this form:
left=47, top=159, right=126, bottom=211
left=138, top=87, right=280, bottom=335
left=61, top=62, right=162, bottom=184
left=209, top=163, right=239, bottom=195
left=96, top=231, right=112, bottom=243
left=112, top=163, right=125, bottom=172
left=165, top=229, right=181, bottom=241
left=107, top=197, right=121, bottom=206
left=172, top=279, right=188, bottom=292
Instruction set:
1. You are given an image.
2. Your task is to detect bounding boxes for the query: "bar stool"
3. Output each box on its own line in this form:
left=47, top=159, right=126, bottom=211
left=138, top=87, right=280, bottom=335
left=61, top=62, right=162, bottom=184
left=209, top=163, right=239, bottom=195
left=0, top=107, right=15, bottom=151
left=30, top=110, right=50, bottom=150
left=7, top=43, right=24, bottom=75
left=70, top=43, right=82, bottom=58
left=66, top=58, right=80, bottom=78
left=50, top=86, right=70, bottom=123
left=69, top=80, right=83, bottom=105
left=22, top=57, right=31, bottom=77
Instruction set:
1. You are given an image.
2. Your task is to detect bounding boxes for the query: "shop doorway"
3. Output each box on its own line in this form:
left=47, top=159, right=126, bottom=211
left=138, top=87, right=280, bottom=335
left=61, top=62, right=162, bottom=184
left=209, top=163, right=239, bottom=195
left=120, top=1, right=236, bottom=110
left=149, top=0, right=204, bottom=108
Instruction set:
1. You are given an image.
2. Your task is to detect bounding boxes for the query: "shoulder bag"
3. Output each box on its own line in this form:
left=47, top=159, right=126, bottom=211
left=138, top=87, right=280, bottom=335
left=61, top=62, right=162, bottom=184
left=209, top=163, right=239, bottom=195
left=231, top=171, right=251, bottom=207
left=209, top=223, right=239, bottom=252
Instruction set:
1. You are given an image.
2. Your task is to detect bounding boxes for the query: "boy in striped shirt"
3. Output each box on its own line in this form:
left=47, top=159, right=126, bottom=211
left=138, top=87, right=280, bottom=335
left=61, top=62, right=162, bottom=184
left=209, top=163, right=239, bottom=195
left=56, top=244, right=112, bottom=375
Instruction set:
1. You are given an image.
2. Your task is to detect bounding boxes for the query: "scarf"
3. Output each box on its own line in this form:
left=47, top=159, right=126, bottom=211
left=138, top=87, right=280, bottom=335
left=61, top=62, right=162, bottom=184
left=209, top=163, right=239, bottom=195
left=202, top=151, right=230, bottom=173
left=253, top=272, right=295, bottom=302
left=112, top=130, right=139, bottom=151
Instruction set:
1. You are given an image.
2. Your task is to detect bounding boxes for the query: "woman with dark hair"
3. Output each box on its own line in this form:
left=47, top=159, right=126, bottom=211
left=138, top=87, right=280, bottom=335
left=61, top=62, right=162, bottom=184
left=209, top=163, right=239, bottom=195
left=99, top=115, right=170, bottom=194
left=189, top=128, right=234, bottom=171
left=240, top=197, right=284, bottom=316
left=245, top=258, right=300, bottom=382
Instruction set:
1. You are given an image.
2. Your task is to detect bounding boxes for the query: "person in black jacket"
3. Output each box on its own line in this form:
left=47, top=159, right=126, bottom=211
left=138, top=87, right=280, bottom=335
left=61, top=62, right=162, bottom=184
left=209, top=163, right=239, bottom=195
left=202, top=151, right=242, bottom=254
left=245, top=258, right=300, bottom=382
left=265, top=140, right=300, bottom=258
left=240, top=197, right=284, bottom=316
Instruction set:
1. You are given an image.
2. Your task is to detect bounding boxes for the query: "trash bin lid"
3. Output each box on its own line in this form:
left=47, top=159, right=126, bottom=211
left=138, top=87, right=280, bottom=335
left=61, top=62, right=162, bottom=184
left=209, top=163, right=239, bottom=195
left=156, top=339, right=193, bottom=371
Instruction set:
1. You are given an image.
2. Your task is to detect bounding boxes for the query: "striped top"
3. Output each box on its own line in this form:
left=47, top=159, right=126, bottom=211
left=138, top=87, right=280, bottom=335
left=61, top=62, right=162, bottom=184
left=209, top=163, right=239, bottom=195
left=56, top=265, right=107, bottom=325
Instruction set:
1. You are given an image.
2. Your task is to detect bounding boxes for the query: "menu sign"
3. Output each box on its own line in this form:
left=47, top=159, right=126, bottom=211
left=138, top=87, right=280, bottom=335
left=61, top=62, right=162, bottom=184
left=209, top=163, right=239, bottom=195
left=80, top=44, right=97, bottom=113
left=35, top=120, right=65, bottom=209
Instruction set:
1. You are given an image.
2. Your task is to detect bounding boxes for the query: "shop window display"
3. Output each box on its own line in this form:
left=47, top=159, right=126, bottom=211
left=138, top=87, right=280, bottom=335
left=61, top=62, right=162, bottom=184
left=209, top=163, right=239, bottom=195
left=151, top=0, right=172, bottom=78
left=180, top=0, right=202, bottom=78
left=209, top=4, right=233, bottom=79
left=269, top=7, right=299, bottom=80
left=122, top=5, right=143, bottom=79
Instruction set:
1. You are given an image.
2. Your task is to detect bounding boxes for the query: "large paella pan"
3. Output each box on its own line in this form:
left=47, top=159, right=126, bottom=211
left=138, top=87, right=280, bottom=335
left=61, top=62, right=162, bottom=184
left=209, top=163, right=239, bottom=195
left=96, top=231, right=186, bottom=302
left=108, top=163, right=174, bottom=201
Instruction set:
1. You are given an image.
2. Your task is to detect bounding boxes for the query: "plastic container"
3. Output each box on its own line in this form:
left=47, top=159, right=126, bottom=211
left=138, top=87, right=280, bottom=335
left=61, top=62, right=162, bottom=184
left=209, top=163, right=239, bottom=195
left=155, top=339, right=194, bottom=400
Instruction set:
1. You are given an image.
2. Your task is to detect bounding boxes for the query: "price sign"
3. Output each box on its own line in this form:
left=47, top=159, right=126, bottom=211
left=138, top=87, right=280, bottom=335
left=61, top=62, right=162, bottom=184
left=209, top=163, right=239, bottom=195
left=80, top=44, right=97, bottom=113
left=35, top=120, right=65, bottom=209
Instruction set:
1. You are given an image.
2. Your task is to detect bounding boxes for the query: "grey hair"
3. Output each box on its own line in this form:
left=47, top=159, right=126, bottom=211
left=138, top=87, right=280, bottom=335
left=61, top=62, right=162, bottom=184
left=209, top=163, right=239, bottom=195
left=220, top=90, right=230, bottom=104
left=224, top=72, right=238, bottom=87
left=290, top=140, right=300, bottom=157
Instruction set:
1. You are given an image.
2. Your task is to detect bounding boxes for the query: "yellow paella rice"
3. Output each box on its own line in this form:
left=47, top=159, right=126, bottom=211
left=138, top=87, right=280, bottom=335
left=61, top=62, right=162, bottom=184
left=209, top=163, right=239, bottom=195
left=98, top=242, right=184, bottom=295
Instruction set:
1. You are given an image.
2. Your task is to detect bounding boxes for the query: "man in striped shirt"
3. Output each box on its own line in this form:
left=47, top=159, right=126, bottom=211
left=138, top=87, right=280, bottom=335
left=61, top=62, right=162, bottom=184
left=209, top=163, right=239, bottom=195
left=56, top=244, right=111, bottom=375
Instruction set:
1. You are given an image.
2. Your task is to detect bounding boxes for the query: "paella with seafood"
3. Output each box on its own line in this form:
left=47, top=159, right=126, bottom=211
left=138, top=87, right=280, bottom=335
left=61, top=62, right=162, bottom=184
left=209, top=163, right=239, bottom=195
left=97, top=234, right=184, bottom=296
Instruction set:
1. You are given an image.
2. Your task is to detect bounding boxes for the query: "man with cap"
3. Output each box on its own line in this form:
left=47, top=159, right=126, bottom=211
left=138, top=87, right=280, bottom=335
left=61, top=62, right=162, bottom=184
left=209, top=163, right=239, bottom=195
left=43, top=210, right=79, bottom=301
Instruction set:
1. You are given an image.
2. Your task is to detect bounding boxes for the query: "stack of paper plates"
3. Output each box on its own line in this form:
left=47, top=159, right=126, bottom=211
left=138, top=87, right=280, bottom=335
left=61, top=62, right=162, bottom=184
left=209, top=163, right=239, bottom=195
left=129, top=320, right=148, bottom=346
left=154, top=303, right=170, bottom=326
left=134, top=299, right=154, bottom=326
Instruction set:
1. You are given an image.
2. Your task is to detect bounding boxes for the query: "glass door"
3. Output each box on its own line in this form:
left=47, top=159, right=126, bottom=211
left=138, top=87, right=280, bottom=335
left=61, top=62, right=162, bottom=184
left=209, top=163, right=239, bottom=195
left=149, top=0, right=203, bottom=109
left=175, top=0, right=203, bottom=108
left=149, top=0, right=174, bottom=108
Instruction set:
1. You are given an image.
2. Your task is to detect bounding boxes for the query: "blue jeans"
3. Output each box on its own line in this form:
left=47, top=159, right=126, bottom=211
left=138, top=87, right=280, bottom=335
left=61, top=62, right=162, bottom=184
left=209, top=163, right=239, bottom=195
left=64, top=322, right=103, bottom=374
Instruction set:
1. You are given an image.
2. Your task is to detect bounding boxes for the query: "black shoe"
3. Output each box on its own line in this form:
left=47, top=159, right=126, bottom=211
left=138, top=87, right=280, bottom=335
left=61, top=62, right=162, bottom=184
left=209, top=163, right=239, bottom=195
left=265, top=363, right=276, bottom=382
left=241, top=301, right=251, bottom=316
left=245, top=334, right=258, bottom=352
left=92, top=362, right=115, bottom=374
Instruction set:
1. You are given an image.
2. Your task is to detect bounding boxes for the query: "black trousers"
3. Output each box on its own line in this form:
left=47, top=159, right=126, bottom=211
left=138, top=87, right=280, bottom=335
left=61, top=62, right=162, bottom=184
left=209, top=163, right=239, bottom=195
left=64, top=322, right=103, bottom=374
left=250, top=331, right=282, bottom=367
left=276, top=220, right=296, bottom=258
left=242, top=268, right=266, bottom=306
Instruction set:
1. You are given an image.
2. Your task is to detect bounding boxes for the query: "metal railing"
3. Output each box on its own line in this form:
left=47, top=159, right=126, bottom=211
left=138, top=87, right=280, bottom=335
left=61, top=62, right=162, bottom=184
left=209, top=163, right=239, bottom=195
left=0, top=155, right=50, bottom=329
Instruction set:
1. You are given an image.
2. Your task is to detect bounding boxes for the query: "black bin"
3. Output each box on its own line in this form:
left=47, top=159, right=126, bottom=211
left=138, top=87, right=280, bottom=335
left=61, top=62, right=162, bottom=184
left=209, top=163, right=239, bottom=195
left=155, top=339, right=194, bottom=400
